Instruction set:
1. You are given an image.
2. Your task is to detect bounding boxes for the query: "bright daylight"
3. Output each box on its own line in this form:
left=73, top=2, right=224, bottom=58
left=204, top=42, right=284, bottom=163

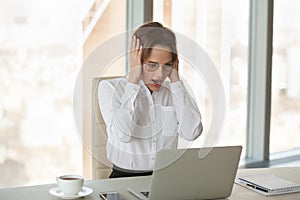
left=0, top=0, right=299, bottom=200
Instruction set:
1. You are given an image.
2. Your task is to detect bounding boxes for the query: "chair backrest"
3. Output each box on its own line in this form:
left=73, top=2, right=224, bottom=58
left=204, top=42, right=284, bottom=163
left=91, top=76, right=121, bottom=179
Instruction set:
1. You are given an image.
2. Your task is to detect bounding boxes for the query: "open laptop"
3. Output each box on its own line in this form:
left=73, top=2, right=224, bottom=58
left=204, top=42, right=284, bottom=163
left=127, top=146, right=242, bottom=200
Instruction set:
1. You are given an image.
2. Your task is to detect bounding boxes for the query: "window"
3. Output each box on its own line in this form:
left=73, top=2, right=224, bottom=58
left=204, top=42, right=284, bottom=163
left=270, top=0, right=300, bottom=154
left=2, top=0, right=298, bottom=188
left=153, top=0, right=249, bottom=156
left=0, top=1, right=92, bottom=187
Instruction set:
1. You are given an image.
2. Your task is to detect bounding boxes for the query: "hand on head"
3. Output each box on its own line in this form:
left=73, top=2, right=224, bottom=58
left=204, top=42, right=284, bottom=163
left=168, top=60, right=180, bottom=83
left=128, top=35, right=143, bottom=84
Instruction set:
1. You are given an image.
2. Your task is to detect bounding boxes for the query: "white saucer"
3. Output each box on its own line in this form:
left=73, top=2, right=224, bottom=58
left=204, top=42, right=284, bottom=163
left=49, top=186, right=93, bottom=199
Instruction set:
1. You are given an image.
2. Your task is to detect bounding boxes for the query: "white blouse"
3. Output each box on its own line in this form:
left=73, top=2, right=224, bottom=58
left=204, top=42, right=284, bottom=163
left=98, top=78, right=203, bottom=171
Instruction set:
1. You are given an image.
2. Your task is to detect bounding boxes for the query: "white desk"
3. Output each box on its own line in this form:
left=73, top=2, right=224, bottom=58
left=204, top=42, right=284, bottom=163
left=0, top=167, right=300, bottom=200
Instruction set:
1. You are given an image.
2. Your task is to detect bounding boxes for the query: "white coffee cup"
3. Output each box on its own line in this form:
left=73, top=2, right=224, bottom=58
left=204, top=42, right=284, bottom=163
left=56, top=174, right=84, bottom=196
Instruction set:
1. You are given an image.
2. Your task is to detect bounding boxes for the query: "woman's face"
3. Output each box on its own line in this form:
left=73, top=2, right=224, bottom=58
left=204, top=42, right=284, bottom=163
left=142, top=45, right=173, bottom=92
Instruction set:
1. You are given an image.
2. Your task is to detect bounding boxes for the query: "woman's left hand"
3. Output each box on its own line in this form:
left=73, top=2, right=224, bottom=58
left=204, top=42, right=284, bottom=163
left=168, top=60, right=180, bottom=82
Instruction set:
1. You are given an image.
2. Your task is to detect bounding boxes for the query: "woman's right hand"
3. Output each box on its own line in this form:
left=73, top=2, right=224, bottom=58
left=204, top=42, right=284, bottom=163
left=128, top=35, right=143, bottom=84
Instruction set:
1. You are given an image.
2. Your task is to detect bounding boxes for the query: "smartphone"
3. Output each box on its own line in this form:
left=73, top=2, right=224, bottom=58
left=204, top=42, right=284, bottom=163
left=99, top=191, right=124, bottom=200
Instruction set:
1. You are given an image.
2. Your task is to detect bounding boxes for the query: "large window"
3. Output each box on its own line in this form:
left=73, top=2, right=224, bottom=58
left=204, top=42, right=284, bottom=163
left=0, top=0, right=127, bottom=188
left=1, top=0, right=299, bottom=189
left=0, top=0, right=92, bottom=188
left=153, top=0, right=249, bottom=156
left=270, top=0, right=300, bottom=154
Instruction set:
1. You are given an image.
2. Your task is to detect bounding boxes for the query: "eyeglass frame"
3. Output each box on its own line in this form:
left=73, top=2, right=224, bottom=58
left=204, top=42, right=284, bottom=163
left=143, top=62, right=175, bottom=72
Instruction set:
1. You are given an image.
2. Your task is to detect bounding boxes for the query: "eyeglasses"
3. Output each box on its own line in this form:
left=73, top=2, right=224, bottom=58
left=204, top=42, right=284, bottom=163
left=143, top=62, right=174, bottom=72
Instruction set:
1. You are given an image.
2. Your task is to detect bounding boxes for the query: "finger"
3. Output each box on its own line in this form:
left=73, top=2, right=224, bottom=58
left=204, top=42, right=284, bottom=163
left=130, top=35, right=136, bottom=51
left=137, top=45, right=143, bottom=57
left=135, top=38, right=140, bottom=50
left=174, top=59, right=179, bottom=71
left=168, top=69, right=174, bottom=80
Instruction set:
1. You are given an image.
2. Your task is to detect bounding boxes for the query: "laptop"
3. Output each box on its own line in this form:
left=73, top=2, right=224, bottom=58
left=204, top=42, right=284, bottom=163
left=235, top=173, right=300, bottom=195
left=127, top=146, right=242, bottom=200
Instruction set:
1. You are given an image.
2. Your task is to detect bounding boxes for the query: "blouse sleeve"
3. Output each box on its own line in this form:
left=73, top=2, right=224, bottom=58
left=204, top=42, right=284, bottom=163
left=98, top=79, right=140, bottom=143
left=169, top=80, right=203, bottom=141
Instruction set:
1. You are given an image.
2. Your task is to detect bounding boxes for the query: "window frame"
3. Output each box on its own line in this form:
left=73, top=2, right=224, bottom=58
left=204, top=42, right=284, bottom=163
left=128, top=0, right=299, bottom=167
left=246, top=0, right=273, bottom=163
left=126, top=0, right=153, bottom=72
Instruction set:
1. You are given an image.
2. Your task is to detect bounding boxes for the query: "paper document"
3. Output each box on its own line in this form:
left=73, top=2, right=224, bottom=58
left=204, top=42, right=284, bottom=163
left=235, top=174, right=300, bottom=195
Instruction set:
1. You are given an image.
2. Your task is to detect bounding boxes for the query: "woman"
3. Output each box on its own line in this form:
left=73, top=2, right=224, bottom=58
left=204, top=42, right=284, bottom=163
left=98, top=22, right=203, bottom=178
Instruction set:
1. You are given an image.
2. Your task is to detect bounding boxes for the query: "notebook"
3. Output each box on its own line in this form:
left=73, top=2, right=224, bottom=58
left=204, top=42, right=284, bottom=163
left=235, top=173, right=300, bottom=195
left=127, top=146, right=242, bottom=200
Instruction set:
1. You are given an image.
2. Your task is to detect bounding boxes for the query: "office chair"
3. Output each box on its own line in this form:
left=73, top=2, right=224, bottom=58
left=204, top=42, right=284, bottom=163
left=91, top=76, right=121, bottom=179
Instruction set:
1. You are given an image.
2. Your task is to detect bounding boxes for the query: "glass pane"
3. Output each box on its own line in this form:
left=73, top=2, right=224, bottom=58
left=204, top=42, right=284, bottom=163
left=153, top=0, right=249, bottom=157
left=270, top=0, right=300, bottom=154
left=0, top=0, right=127, bottom=188
left=0, top=1, right=88, bottom=188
